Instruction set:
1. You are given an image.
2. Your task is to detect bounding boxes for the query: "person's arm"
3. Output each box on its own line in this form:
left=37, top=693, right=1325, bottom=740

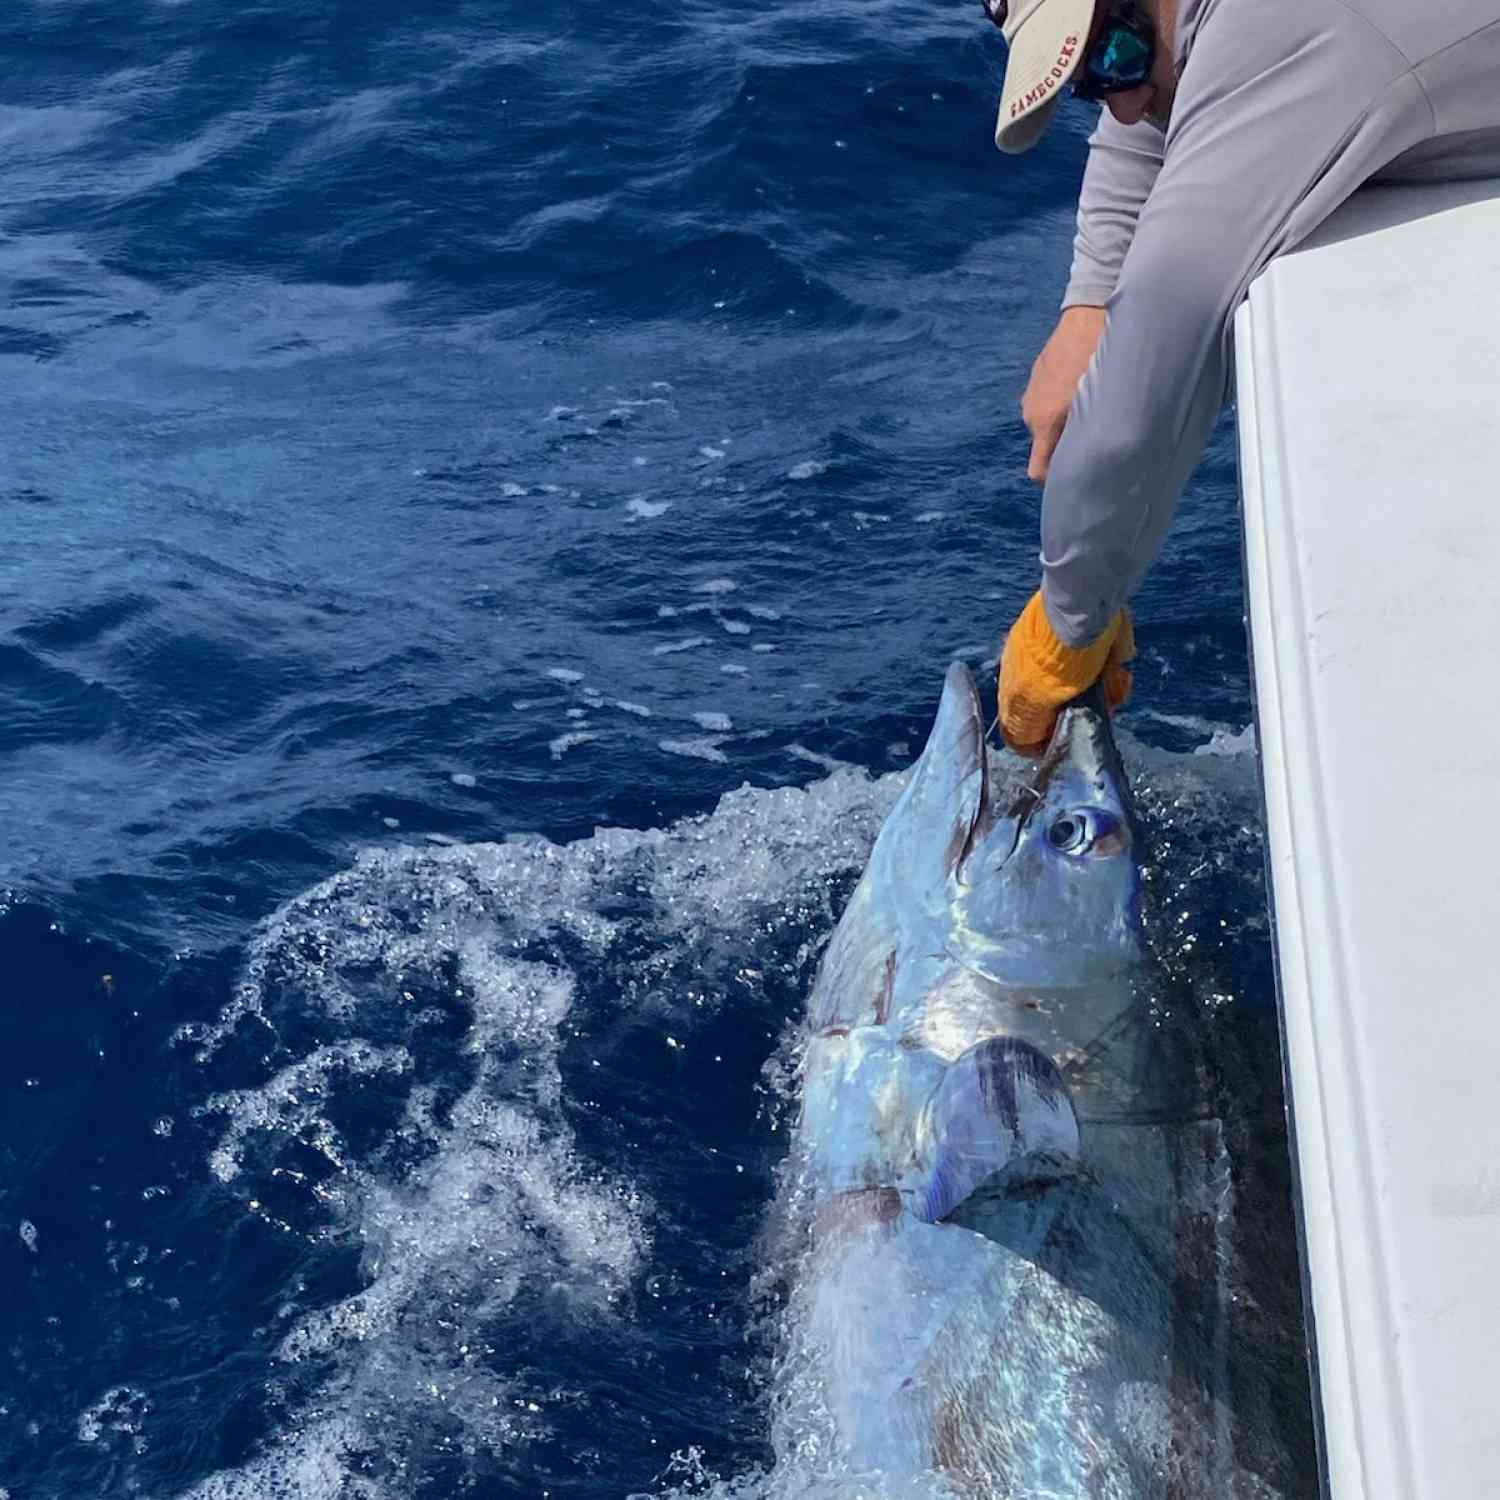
left=1023, top=112, right=1166, bottom=483
left=1039, top=2, right=1431, bottom=646
left=1064, top=110, right=1167, bottom=310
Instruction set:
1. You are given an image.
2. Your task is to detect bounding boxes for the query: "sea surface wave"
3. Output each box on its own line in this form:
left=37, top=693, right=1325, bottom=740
left=0, top=1, right=1304, bottom=1495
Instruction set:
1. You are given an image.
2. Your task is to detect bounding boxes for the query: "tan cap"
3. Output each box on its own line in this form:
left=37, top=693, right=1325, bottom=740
left=993, top=0, right=1096, bottom=154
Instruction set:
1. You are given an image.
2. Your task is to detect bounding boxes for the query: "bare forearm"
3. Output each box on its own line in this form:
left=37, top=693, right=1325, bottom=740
left=1020, top=305, right=1106, bottom=485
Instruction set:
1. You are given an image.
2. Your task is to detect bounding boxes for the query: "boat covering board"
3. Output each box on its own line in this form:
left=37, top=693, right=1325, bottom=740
left=1235, top=180, right=1500, bottom=1500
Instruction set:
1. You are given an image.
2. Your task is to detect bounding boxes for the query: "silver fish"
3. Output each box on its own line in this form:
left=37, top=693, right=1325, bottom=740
left=784, top=661, right=1190, bottom=1497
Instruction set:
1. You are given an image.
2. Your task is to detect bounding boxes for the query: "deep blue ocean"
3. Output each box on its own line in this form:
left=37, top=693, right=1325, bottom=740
left=0, top=3, right=1314, bottom=1496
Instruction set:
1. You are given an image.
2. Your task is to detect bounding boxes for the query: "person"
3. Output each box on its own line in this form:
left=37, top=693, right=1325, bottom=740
left=990, top=0, right=1500, bottom=754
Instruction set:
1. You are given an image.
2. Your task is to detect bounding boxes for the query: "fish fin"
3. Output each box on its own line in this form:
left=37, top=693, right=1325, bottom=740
left=911, top=1037, right=1079, bottom=1224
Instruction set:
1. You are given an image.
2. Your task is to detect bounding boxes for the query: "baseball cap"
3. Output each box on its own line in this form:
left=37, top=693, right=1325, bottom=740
left=989, top=0, right=1097, bottom=154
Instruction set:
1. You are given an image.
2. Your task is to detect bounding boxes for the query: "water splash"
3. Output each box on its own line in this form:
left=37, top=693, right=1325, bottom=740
left=175, top=766, right=901, bottom=1499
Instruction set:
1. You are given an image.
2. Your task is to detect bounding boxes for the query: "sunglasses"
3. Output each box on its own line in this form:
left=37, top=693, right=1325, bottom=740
left=983, top=0, right=1157, bottom=103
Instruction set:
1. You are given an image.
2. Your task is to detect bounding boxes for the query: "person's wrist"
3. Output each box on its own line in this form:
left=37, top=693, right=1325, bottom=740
left=1058, top=304, right=1106, bottom=332
left=1019, top=592, right=1115, bottom=685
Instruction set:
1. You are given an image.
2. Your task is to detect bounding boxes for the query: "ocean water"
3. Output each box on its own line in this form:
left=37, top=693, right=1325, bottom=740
left=0, top=2, right=1311, bottom=1497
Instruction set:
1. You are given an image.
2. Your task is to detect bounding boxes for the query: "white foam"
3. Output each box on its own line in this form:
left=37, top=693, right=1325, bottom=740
left=1194, top=724, right=1257, bottom=757
left=549, top=731, right=599, bottom=760
left=614, top=699, right=653, bottom=717
left=626, top=498, right=671, bottom=519
left=546, top=668, right=585, bottom=685
left=176, top=1415, right=387, bottom=1500
left=721, top=619, right=751, bottom=636
left=197, top=1042, right=413, bottom=1184
left=500, top=482, right=527, bottom=498
left=788, top=461, right=828, bottom=481
left=693, top=712, right=734, bottom=732
left=747, top=605, right=782, bottom=621
left=787, top=745, right=851, bottom=774
left=1141, top=712, right=1258, bottom=758
left=18, top=1219, right=37, bottom=1253
left=653, top=637, right=710, bottom=656
left=721, top=664, right=749, bottom=676
left=695, top=578, right=737, bottom=595
left=752, top=644, right=777, bottom=654
left=450, top=772, right=477, bottom=788
left=276, top=970, right=640, bottom=1374
left=78, top=1385, right=150, bottom=1450
left=659, top=737, right=729, bottom=764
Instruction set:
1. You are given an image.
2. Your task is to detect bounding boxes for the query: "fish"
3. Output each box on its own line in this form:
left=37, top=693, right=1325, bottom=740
left=782, top=661, right=1196, bottom=1497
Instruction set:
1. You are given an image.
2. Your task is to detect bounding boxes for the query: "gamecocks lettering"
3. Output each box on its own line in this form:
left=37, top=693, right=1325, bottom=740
left=1009, top=35, right=1085, bottom=119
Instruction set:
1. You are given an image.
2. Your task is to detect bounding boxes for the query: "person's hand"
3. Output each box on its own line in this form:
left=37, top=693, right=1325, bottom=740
left=998, top=590, right=1133, bottom=756
left=1020, top=305, right=1106, bottom=484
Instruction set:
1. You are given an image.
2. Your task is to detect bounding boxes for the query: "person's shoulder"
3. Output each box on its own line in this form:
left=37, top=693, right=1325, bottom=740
left=1186, top=0, right=1423, bottom=77
left=1217, top=0, right=1485, bottom=66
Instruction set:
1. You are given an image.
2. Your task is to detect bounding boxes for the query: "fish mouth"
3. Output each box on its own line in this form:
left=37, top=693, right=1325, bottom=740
left=1000, top=683, right=1136, bottom=851
left=1043, top=682, right=1130, bottom=799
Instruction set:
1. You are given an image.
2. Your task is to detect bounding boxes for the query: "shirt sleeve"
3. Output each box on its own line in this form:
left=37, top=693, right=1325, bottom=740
left=1063, top=111, right=1166, bottom=310
left=1040, top=0, right=1433, bottom=647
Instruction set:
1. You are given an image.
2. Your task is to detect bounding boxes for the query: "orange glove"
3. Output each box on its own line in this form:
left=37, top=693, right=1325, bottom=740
left=998, top=590, right=1134, bottom=756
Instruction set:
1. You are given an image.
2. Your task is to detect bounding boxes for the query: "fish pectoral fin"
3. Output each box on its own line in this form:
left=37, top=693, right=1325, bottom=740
left=909, top=1036, right=1080, bottom=1224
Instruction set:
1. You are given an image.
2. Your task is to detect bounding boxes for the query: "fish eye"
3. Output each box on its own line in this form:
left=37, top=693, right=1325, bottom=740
left=1043, top=808, right=1126, bottom=857
left=1047, top=814, right=1089, bottom=853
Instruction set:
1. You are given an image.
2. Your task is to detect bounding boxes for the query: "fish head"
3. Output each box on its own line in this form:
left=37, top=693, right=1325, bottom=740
left=844, top=662, right=1142, bottom=1020
left=953, top=684, right=1142, bottom=989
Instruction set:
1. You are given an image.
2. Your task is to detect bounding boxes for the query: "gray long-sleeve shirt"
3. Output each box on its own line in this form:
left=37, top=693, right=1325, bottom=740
left=1041, top=0, right=1500, bottom=646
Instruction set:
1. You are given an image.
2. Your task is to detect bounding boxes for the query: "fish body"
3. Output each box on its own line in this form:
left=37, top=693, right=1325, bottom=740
left=787, top=663, right=1182, bottom=1495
